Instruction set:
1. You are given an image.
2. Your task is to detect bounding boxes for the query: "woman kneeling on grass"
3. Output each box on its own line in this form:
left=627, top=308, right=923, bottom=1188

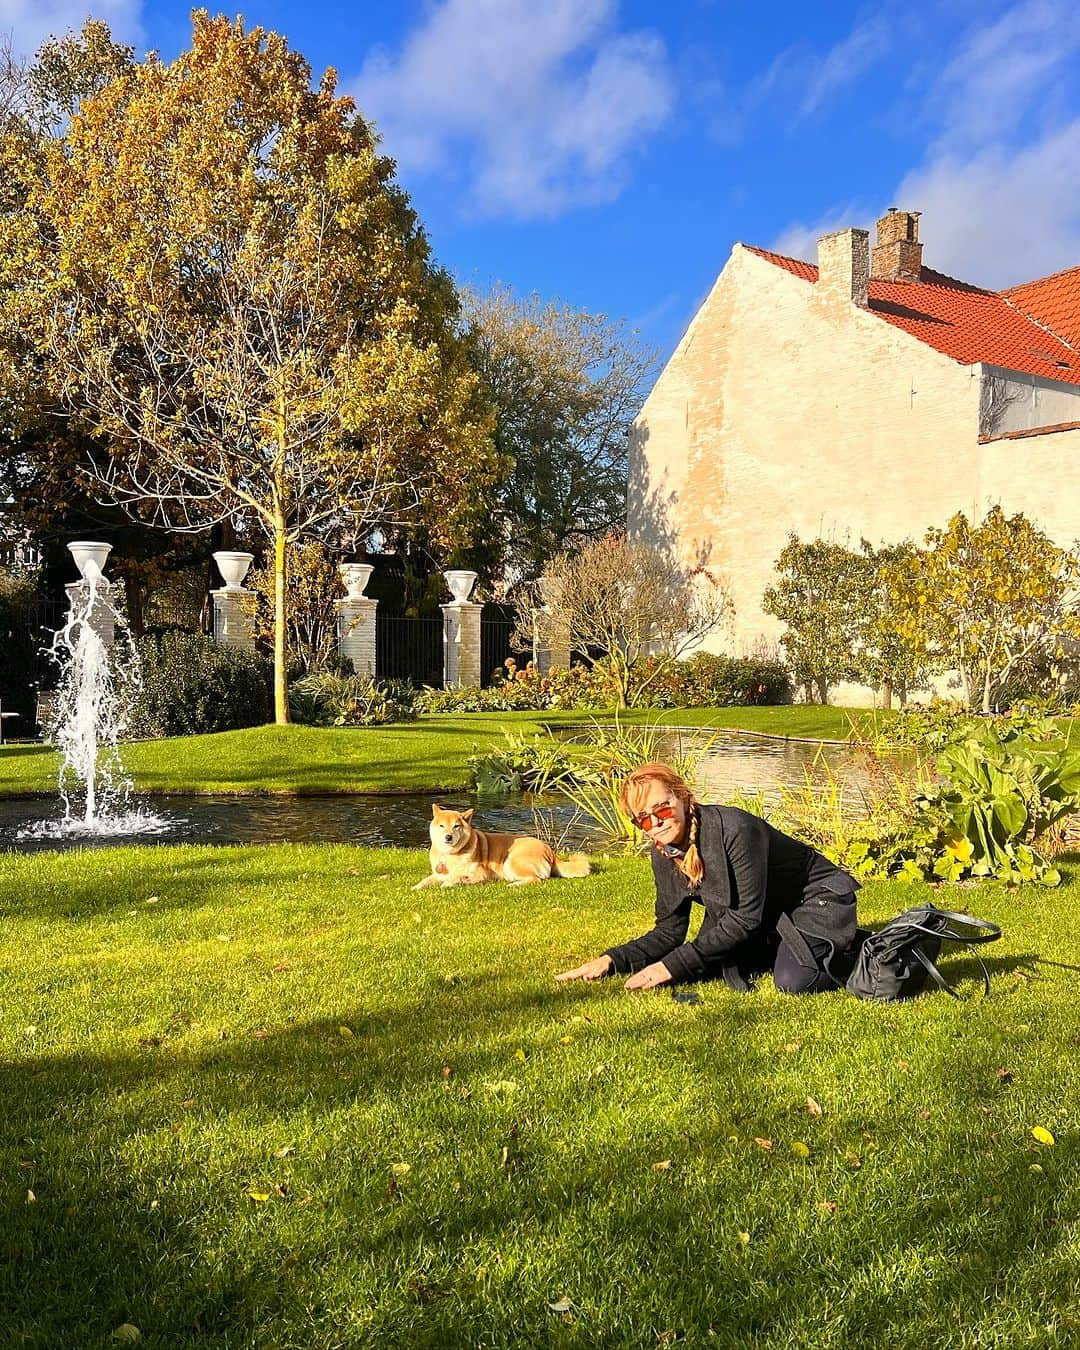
left=556, top=762, right=861, bottom=994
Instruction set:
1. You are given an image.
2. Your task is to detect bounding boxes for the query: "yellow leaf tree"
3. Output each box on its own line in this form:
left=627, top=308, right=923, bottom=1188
left=10, top=12, right=494, bottom=721
left=884, top=507, right=1080, bottom=713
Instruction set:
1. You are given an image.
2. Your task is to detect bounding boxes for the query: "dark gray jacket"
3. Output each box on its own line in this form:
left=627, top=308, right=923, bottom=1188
left=604, top=805, right=859, bottom=985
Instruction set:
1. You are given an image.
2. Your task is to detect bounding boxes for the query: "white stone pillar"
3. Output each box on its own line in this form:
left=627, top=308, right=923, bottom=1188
left=337, top=598, right=377, bottom=679
left=211, top=551, right=255, bottom=652
left=65, top=579, right=116, bottom=650
left=442, top=602, right=482, bottom=688
left=337, top=563, right=377, bottom=679
left=442, top=569, right=481, bottom=688
left=211, top=587, right=255, bottom=651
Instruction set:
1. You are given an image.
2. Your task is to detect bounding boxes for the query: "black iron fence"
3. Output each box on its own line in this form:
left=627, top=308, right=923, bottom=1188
left=375, top=617, right=443, bottom=688
left=480, top=616, right=518, bottom=685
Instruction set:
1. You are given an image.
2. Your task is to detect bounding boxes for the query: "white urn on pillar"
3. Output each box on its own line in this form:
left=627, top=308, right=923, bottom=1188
left=68, top=540, right=112, bottom=582
left=340, top=563, right=375, bottom=600
left=443, top=569, right=478, bottom=603
left=213, top=550, right=255, bottom=590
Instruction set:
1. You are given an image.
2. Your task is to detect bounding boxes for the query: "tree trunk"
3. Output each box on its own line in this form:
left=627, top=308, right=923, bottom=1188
left=273, top=520, right=290, bottom=724
left=816, top=676, right=830, bottom=705
left=881, top=678, right=893, bottom=711
left=981, top=663, right=993, bottom=716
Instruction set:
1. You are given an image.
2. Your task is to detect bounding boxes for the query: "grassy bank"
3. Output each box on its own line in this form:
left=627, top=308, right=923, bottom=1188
left=0, top=706, right=862, bottom=798
left=0, top=844, right=1076, bottom=1347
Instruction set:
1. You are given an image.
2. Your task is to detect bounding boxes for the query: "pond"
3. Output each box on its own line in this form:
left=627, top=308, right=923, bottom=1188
left=0, top=728, right=882, bottom=855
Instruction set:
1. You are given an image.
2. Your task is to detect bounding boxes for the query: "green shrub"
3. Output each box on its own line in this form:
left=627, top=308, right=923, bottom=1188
left=289, top=672, right=418, bottom=726
left=127, top=632, right=272, bottom=737
left=640, top=652, right=792, bottom=708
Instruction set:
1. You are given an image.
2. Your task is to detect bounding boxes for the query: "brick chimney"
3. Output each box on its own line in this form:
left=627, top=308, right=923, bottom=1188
left=816, top=228, right=869, bottom=307
left=871, top=208, right=923, bottom=281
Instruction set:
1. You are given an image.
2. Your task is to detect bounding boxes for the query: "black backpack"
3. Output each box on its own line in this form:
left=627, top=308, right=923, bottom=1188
left=844, top=903, right=1002, bottom=1002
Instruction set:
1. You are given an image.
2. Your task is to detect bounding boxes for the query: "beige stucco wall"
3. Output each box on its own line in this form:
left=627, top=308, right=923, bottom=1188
left=630, top=245, right=987, bottom=681
left=977, top=425, right=1080, bottom=545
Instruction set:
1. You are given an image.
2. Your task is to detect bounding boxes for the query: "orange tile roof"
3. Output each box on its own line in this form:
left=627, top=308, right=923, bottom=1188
left=1003, top=264, right=1080, bottom=349
left=744, top=244, right=1080, bottom=386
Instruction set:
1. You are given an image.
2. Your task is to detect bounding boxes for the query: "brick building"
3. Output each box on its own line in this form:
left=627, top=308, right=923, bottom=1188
left=628, top=210, right=1080, bottom=703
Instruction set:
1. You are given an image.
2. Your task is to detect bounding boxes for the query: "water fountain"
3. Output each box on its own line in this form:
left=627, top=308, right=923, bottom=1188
left=17, top=542, right=172, bottom=841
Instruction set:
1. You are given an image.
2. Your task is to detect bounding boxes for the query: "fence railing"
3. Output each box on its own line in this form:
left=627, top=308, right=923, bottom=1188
left=480, top=616, right=518, bottom=686
left=375, top=617, right=443, bottom=688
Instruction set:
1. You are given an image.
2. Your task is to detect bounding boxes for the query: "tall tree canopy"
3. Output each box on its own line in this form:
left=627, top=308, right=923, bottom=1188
left=1, top=12, right=496, bottom=720
left=464, top=285, right=653, bottom=588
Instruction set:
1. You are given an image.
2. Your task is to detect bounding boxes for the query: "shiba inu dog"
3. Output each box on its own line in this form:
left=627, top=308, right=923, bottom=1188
left=413, top=804, right=591, bottom=890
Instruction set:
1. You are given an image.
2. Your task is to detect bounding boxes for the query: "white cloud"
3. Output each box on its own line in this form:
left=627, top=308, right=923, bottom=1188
left=800, top=18, right=890, bottom=115
left=929, top=0, right=1080, bottom=150
left=351, top=0, right=673, bottom=219
left=770, top=0, right=1080, bottom=288
left=896, top=122, right=1080, bottom=287
left=0, top=0, right=143, bottom=59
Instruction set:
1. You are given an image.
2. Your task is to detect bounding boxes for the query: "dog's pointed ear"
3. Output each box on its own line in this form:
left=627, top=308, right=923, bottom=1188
left=431, top=803, right=441, bottom=818
left=462, top=809, right=474, bottom=823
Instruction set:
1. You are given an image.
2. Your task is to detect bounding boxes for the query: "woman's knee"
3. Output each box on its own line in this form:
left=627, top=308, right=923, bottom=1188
left=773, top=942, right=838, bottom=995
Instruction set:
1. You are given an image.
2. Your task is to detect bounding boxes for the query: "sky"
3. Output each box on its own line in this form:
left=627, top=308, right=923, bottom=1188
left=3, top=0, right=1079, bottom=366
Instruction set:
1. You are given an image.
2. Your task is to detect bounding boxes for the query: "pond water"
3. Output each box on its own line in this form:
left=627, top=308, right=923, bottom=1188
left=0, top=728, right=881, bottom=855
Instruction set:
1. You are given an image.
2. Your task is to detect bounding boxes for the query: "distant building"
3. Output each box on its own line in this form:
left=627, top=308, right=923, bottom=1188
left=629, top=209, right=1080, bottom=702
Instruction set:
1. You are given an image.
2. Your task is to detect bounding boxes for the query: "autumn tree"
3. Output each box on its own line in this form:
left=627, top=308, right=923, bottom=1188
left=527, top=532, right=731, bottom=708
left=761, top=534, right=872, bottom=704
left=463, top=285, right=654, bottom=587
left=851, top=539, right=928, bottom=709
left=6, top=13, right=494, bottom=721
left=883, top=507, right=1080, bottom=714
left=0, top=20, right=191, bottom=632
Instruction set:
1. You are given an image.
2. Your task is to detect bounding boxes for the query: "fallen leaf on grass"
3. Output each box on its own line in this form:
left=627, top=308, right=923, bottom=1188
left=145, top=896, right=159, bottom=904
left=790, top=1141, right=810, bottom=1158
left=996, top=1067, right=1013, bottom=1083
left=483, top=1080, right=520, bottom=1095
left=547, top=1298, right=573, bottom=1314
left=252, top=1029, right=270, bottom=1040
left=753, top=1138, right=773, bottom=1152
left=559, top=1035, right=572, bottom=1045
left=111, top=1326, right=141, bottom=1344
left=844, top=1149, right=862, bottom=1170
left=819, top=1200, right=838, bottom=1214
left=737, top=1231, right=751, bottom=1245
left=273, top=1145, right=293, bottom=1159
left=1032, top=1126, right=1055, bottom=1146
left=248, top=1190, right=271, bottom=1202
left=273, top=1183, right=288, bottom=1199
left=179, top=1098, right=196, bottom=1109
left=805, top=1097, right=822, bottom=1117
left=651, top=1159, right=672, bottom=1171
left=26, top=1189, right=35, bottom=1204
left=1029, top=1164, right=1044, bottom=1174
left=390, top=1162, right=412, bottom=1176
left=783, top=1041, right=801, bottom=1053
left=338, top=1026, right=354, bottom=1039
left=515, top=1048, right=527, bottom=1062
left=918, top=1110, right=931, bottom=1121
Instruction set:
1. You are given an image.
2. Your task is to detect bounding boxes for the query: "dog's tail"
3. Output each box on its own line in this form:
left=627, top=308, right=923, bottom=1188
left=552, top=852, right=591, bottom=879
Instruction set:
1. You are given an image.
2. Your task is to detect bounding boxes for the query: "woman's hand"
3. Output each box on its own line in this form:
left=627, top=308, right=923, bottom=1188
left=555, top=955, right=614, bottom=982
left=624, top=961, right=673, bottom=991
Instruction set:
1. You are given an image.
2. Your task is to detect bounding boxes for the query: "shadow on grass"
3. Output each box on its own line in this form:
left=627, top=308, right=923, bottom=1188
left=2, top=974, right=1075, bottom=1346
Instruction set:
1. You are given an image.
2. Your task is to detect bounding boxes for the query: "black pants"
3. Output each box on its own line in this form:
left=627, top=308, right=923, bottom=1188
left=772, top=937, right=844, bottom=994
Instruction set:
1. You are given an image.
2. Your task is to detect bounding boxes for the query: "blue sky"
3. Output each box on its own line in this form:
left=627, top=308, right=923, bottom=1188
left=5, top=0, right=1080, bottom=365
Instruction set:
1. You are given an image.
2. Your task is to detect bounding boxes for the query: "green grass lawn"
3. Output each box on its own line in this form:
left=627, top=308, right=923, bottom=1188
left=1, top=844, right=1078, bottom=1347
left=0, top=707, right=865, bottom=798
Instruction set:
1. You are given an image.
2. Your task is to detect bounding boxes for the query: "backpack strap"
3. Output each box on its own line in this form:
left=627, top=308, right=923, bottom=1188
left=910, top=910, right=1002, bottom=944
left=911, top=942, right=993, bottom=998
